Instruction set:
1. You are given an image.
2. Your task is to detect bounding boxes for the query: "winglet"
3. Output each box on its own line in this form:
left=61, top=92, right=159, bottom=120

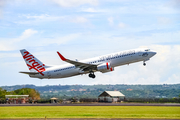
left=57, top=52, right=67, bottom=61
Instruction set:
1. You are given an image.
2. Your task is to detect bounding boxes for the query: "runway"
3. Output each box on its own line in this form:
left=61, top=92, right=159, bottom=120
left=0, top=103, right=180, bottom=106
left=0, top=118, right=179, bottom=120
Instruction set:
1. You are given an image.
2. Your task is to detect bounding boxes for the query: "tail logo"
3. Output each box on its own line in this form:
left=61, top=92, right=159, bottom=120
left=23, top=51, right=45, bottom=76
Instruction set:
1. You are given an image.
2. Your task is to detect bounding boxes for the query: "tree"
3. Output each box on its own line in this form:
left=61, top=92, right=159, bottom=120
left=0, top=88, right=7, bottom=98
left=14, top=88, right=40, bottom=100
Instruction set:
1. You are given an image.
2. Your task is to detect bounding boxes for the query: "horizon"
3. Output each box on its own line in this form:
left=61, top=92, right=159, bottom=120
left=1, top=83, right=180, bottom=87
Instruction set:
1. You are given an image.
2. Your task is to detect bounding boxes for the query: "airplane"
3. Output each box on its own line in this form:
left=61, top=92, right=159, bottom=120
left=19, top=48, right=156, bottom=79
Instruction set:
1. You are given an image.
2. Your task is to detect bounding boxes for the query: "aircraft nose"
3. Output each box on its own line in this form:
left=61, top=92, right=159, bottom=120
left=150, top=51, right=157, bottom=56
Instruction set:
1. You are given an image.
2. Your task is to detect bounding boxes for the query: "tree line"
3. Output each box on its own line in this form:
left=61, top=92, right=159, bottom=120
left=0, top=87, right=40, bottom=103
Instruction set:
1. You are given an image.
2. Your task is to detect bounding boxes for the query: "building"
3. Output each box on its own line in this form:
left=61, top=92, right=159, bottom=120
left=50, top=97, right=58, bottom=103
left=98, top=91, right=125, bottom=103
left=5, top=95, right=29, bottom=104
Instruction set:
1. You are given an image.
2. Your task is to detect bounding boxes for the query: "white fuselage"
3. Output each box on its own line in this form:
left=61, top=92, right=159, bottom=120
left=29, top=48, right=156, bottom=79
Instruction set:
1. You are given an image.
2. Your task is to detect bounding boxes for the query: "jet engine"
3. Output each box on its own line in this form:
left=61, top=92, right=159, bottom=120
left=97, top=62, right=114, bottom=73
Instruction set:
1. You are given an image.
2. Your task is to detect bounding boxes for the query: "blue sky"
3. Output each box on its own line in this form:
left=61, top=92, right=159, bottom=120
left=0, top=0, right=180, bottom=86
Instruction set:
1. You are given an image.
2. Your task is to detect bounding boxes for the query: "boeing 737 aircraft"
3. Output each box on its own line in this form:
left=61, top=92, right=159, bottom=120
left=19, top=48, right=156, bottom=79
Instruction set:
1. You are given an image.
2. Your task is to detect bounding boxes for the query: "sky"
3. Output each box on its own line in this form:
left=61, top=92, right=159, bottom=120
left=0, top=0, right=180, bottom=86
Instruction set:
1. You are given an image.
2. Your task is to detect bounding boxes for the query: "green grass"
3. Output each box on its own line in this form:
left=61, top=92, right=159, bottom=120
left=0, top=106, right=180, bottom=119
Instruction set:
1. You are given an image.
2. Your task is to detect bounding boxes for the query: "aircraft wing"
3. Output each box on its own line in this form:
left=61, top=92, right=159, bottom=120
left=19, top=71, right=39, bottom=75
left=57, top=52, right=97, bottom=71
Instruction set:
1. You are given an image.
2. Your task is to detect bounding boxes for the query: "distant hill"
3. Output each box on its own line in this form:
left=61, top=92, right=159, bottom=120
left=1, top=84, right=180, bottom=99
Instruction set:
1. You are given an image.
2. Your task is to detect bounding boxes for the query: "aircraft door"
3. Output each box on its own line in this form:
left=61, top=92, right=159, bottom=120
left=138, top=50, right=142, bottom=56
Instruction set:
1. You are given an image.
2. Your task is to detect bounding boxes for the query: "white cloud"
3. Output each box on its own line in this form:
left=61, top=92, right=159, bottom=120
left=18, top=29, right=38, bottom=41
left=16, top=14, right=65, bottom=25
left=70, top=16, right=88, bottom=23
left=166, top=74, right=180, bottom=84
left=108, top=17, right=114, bottom=25
left=0, top=29, right=38, bottom=51
left=118, top=22, right=127, bottom=28
left=51, top=0, right=98, bottom=7
left=90, top=44, right=180, bottom=85
left=81, top=8, right=97, bottom=12
left=138, top=45, right=180, bottom=84
left=23, top=14, right=63, bottom=21
left=146, top=31, right=180, bottom=43
left=103, top=1, right=180, bottom=16
left=165, top=0, right=180, bottom=11
left=108, top=30, right=180, bottom=47
left=0, top=52, right=20, bottom=59
left=0, top=0, right=6, bottom=19
left=0, top=29, right=81, bottom=52
left=157, top=17, right=171, bottom=25
left=16, top=14, right=90, bottom=25
left=39, top=33, right=82, bottom=46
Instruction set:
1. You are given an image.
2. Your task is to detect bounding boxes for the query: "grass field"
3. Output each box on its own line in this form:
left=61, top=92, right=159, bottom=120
left=0, top=106, right=180, bottom=119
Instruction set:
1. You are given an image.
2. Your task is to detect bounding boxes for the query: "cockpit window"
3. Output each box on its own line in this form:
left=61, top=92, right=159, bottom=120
left=145, top=49, right=150, bottom=51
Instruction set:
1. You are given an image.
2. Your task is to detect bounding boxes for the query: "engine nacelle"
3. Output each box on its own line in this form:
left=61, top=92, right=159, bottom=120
left=97, top=62, right=114, bottom=73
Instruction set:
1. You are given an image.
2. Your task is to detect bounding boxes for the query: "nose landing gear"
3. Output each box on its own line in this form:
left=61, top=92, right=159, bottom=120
left=143, top=62, right=146, bottom=66
left=89, top=71, right=95, bottom=78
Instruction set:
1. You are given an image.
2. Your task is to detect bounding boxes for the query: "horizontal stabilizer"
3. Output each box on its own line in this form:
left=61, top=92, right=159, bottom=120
left=19, top=71, right=39, bottom=75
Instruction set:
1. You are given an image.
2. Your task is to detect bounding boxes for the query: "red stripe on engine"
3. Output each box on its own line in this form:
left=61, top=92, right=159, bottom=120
left=106, top=63, right=109, bottom=69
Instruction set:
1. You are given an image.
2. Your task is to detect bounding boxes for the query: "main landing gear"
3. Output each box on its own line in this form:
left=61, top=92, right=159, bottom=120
left=143, top=62, right=146, bottom=66
left=89, top=71, right=95, bottom=78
